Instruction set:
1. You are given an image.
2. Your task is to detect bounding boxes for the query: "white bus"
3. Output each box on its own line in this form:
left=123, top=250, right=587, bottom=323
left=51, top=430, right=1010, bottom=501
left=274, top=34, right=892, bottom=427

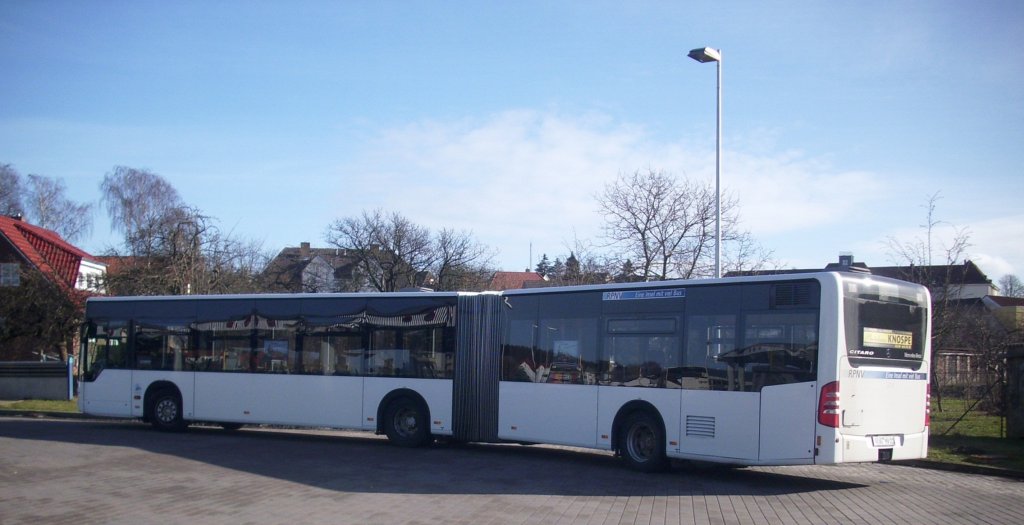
left=78, top=271, right=930, bottom=471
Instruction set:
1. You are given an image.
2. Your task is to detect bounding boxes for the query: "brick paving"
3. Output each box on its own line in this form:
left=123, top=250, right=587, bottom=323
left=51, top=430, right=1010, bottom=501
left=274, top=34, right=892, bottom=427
left=1, top=416, right=1022, bottom=524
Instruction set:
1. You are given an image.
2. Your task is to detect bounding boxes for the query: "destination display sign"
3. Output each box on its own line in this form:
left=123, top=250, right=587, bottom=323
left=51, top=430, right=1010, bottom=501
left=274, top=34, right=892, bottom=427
left=862, top=327, right=913, bottom=350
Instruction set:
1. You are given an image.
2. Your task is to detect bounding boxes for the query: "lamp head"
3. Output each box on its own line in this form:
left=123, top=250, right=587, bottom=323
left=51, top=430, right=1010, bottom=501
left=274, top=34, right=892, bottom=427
left=688, top=47, right=721, bottom=63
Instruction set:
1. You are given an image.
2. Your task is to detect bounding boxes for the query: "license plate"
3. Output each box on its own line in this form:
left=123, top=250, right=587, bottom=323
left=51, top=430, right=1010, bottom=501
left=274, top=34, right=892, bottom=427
left=872, top=435, right=897, bottom=447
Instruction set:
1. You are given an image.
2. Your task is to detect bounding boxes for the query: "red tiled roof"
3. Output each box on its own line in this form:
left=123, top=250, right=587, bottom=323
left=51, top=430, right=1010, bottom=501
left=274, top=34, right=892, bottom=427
left=488, top=271, right=545, bottom=291
left=0, top=215, right=91, bottom=287
left=988, top=295, right=1024, bottom=308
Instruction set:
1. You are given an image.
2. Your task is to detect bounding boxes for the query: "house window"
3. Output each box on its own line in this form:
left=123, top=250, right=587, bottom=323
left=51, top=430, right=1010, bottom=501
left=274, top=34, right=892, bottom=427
left=0, top=264, right=20, bottom=287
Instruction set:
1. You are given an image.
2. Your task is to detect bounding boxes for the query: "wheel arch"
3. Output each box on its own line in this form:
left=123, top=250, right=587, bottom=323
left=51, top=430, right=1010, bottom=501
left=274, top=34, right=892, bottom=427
left=611, top=399, right=665, bottom=454
left=143, top=380, right=182, bottom=423
left=375, top=388, right=431, bottom=435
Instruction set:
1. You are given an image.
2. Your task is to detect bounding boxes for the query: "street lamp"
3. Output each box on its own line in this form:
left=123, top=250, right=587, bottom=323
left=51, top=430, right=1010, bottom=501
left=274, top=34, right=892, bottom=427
left=688, top=46, right=722, bottom=278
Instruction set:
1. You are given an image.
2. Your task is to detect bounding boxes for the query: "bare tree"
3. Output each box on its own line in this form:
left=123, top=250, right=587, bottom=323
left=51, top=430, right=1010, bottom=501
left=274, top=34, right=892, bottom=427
left=100, top=167, right=266, bottom=295
left=886, top=191, right=972, bottom=299
left=101, top=166, right=184, bottom=242
left=325, top=209, right=434, bottom=292
left=26, top=174, right=93, bottom=242
left=325, top=210, right=496, bottom=292
left=103, top=206, right=268, bottom=296
left=0, top=166, right=92, bottom=241
left=723, top=230, right=777, bottom=275
left=597, top=169, right=757, bottom=280
left=544, top=236, right=615, bottom=286
left=1, top=163, right=24, bottom=216
left=597, top=169, right=677, bottom=280
left=431, top=228, right=495, bottom=291
left=886, top=192, right=975, bottom=413
left=999, top=274, right=1023, bottom=298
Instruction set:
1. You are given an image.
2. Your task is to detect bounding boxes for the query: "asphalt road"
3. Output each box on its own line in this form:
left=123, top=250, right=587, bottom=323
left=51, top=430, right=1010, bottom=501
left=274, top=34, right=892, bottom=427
left=1, top=416, right=1022, bottom=525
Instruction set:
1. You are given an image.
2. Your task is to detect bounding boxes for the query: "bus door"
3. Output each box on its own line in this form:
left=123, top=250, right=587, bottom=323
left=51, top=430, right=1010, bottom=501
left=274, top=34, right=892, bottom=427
left=498, top=292, right=601, bottom=448
left=749, top=310, right=819, bottom=462
left=678, top=283, right=820, bottom=463
left=79, top=321, right=133, bottom=417
left=679, top=314, right=760, bottom=461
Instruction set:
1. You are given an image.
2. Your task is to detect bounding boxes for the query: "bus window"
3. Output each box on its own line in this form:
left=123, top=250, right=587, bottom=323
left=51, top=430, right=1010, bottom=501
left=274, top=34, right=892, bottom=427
left=742, top=312, right=818, bottom=389
left=501, top=295, right=541, bottom=382
left=537, top=292, right=600, bottom=385
left=366, top=326, right=454, bottom=379
left=845, top=290, right=927, bottom=370
left=134, top=321, right=191, bottom=372
left=195, top=316, right=251, bottom=372
left=302, top=315, right=364, bottom=375
left=253, top=316, right=299, bottom=373
left=601, top=318, right=681, bottom=388
left=366, top=303, right=455, bottom=379
left=81, top=322, right=129, bottom=381
left=685, top=283, right=820, bottom=391
left=500, top=292, right=599, bottom=384
left=686, top=315, right=737, bottom=390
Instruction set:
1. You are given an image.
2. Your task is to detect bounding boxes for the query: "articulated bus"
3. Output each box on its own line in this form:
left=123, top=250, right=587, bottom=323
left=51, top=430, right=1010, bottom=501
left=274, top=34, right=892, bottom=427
left=78, top=271, right=930, bottom=471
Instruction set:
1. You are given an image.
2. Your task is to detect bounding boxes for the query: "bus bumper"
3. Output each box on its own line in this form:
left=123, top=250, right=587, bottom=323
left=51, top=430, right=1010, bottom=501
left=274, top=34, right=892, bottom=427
left=839, top=430, right=929, bottom=463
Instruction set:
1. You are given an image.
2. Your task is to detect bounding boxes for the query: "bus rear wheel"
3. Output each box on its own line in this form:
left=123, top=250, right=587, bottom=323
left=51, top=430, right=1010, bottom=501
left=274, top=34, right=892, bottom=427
left=150, top=391, right=187, bottom=432
left=620, top=411, right=669, bottom=472
left=383, top=398, right=431, bottom=447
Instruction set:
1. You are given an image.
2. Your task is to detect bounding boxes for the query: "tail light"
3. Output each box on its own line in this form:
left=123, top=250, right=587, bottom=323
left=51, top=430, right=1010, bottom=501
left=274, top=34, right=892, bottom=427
left=818, top=381, right=841, bottom=428
left=925, top=383, right=931, bottom=427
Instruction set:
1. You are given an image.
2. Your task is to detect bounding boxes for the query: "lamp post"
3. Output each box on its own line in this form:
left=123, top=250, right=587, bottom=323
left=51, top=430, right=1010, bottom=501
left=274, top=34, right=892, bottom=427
left=688, top=46, right=722, bottom=278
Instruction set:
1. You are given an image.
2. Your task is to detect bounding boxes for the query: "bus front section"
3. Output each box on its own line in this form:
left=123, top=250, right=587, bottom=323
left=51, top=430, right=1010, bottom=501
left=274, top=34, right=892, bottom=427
left=817, top=275, right=930, bottom=464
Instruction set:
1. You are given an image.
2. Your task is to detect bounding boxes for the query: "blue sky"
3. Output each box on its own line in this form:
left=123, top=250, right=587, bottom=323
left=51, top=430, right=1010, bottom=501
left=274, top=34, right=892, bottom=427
left=2, top=1, right=1022, bottom=283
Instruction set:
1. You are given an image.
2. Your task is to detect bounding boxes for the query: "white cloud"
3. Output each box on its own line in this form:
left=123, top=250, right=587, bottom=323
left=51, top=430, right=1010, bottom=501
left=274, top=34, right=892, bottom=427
left=324, top=109, right=1021, bottom=278
left=334, top=110, right=665, bottom=267
left=866, top=214, right=1023, bottom=282
left=962, top=215, right=1024, bottom=282
left=725, top=150, right=886, bottom=236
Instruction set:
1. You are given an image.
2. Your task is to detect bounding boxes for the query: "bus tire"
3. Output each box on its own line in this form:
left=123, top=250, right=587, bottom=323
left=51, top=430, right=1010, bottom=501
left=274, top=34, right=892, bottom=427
left=620, top=411, right=669, bottom=472
left=383, top=397, right=431, bottom=448
left=150, top=390, right=186, bottom=432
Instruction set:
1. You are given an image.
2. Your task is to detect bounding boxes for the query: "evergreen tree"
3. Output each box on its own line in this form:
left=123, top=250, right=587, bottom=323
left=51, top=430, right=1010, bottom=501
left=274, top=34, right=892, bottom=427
left=565, top=252, right=581, bottom=283
left=550, top=258, right=565, bottom=282
left=535, top=254, right=552, bottom=277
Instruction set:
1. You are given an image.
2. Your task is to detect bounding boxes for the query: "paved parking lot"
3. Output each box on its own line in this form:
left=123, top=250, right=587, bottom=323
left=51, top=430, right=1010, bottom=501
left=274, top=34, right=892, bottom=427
left=1, top=416, right=1022, bottom=525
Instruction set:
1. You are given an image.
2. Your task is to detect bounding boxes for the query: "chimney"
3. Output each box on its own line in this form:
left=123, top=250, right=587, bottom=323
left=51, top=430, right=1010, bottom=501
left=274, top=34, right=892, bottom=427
left=300, top=242, right=311, bottom=258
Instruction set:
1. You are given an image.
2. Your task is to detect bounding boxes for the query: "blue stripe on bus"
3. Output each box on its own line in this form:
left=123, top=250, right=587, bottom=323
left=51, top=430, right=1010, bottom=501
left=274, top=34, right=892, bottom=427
left=852, top=371, right=928, bottom=380
left=602, top=289, right=685, bottom=301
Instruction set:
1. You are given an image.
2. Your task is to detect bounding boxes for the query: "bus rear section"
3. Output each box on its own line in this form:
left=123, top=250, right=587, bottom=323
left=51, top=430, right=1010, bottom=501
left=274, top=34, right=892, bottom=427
left=817, top=275, right=930, bottom=463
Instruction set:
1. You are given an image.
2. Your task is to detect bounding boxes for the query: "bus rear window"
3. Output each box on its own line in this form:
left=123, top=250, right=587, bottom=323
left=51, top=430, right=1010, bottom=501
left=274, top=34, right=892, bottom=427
left=845, top=294, right=926, bottom=370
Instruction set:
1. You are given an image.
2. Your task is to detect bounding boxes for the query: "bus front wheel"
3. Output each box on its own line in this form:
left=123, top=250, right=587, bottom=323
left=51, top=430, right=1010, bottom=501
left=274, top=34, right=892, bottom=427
left=150, top=391, right=186, bottom=432
left=383, top=398, right=431, bottom=447
left=620, top=411, right=669, bottom=472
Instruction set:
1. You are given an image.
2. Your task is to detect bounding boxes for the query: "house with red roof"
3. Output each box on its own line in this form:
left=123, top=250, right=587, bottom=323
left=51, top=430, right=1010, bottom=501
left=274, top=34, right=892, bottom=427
left=0, top=214, right=105, bottom=293
left=1, top=214, right=106, bottom=361
left=487, top=271, right=546, bottom=291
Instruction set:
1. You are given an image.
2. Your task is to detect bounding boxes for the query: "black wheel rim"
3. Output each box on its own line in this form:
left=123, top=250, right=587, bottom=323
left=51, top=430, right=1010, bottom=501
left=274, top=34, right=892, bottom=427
left=393, top=406, right=418, bottom=438
left=155, top=398, right=177, bottom=424
left=626, top=422, right=656, bottom=462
